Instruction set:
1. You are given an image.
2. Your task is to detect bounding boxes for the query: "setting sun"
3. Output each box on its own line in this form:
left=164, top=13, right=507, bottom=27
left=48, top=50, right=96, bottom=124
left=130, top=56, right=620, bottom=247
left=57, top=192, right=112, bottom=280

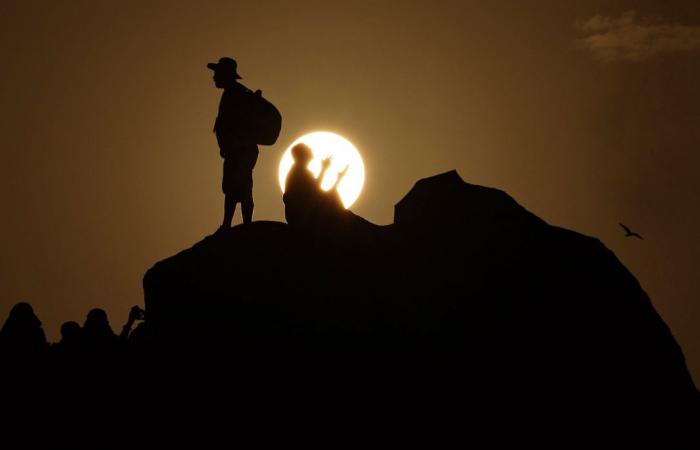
left=278, top=131, right=365, bottom=208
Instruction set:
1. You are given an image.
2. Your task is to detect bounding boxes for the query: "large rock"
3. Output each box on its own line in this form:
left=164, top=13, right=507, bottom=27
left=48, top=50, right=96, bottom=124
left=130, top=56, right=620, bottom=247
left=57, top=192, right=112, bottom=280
left=144, top=170, right=698, bottom=428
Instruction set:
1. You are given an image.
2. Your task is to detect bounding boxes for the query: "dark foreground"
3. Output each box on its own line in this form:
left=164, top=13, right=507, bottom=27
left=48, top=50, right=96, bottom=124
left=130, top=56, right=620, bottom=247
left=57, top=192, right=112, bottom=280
left=3, top=171, right=698, bottom=444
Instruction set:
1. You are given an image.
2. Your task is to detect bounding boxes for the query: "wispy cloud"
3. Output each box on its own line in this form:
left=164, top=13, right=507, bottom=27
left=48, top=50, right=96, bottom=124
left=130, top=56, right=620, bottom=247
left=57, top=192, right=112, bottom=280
left=575, top=11, right=700, bottom=62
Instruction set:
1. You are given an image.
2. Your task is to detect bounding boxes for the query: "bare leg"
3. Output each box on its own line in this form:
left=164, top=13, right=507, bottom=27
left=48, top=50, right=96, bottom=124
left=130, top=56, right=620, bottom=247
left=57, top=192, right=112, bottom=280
left=223, top=195, right=236, bottom=228
left=242, top=199, right=254, bottom=224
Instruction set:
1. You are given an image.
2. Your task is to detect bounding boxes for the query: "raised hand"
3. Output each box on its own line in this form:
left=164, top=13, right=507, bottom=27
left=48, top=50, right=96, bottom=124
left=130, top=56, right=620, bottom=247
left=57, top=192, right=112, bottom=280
left=331, top=164, right=350, bottom=191
left=128, top=305, right=145, bottom=322
left=321, top=156, right=332, bottom=170
left=337, top=164, right=349, bottom=181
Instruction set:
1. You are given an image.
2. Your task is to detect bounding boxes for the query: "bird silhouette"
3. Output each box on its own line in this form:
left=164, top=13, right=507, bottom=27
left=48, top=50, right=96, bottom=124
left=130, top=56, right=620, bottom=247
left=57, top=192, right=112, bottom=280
left=619, top=223, right=643, bottom=240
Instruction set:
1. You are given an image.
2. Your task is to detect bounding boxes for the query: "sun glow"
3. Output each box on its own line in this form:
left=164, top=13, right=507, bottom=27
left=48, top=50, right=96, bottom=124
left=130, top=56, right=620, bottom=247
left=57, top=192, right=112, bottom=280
left=278, top=131, right=365, bottom=208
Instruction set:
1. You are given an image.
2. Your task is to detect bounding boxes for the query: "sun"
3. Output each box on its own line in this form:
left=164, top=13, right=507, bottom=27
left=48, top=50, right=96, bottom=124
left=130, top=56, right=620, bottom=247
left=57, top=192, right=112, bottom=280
left=278, top=131, right=365, bottom=208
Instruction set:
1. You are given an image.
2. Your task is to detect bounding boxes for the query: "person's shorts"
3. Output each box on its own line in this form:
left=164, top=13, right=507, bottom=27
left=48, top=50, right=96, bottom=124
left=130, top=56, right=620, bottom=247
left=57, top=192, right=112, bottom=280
left=222, top=150, right=258, bottom=201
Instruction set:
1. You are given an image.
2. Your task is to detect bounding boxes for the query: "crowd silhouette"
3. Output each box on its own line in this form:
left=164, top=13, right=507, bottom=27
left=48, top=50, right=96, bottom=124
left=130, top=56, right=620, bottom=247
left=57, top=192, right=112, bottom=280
left=0, top=301, right=149, bottom=362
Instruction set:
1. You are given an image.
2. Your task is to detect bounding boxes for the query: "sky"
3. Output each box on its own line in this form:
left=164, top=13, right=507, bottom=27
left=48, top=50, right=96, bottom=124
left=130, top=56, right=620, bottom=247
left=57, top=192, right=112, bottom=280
left=1, top=0, right=699, bottom=383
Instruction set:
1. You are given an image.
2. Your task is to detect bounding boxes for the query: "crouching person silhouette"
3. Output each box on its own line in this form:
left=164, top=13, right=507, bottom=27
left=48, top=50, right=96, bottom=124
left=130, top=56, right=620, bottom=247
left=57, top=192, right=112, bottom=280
left=283, top=143, right=348, bottom=230
left=209, top=57, right=259, bottom=230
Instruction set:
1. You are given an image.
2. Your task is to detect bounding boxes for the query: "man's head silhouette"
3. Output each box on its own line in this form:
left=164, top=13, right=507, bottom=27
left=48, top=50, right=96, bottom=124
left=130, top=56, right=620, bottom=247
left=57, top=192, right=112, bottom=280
left=60, top=321, right=81, bottom=343
left=292, top=143, right=314, bottom=165
left=208, top=57, right=242, bottom=89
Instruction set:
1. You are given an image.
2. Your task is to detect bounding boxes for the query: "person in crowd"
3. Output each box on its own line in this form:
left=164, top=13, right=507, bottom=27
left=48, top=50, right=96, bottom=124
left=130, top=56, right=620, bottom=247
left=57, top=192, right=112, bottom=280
left=0, top=302, right=48, bottom=356
left=81, top=308, right=120, bottom=352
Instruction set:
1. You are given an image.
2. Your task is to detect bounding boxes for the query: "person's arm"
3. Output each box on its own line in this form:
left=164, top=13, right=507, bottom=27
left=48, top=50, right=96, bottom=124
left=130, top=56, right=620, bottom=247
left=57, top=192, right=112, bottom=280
left=216, top=89, right=248, bottom=155
left=120, top=306, right=144, bottom=340
left=317, top=157, right=332, bottom=187
left=331, top=165, right=349, bottom=191
left=120, top=321, right=134, bottom=340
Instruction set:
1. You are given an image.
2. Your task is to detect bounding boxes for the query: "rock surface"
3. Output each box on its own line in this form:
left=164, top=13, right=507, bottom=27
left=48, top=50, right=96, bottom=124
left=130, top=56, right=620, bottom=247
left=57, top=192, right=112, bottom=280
left=144, top=170, right=698, bottom=427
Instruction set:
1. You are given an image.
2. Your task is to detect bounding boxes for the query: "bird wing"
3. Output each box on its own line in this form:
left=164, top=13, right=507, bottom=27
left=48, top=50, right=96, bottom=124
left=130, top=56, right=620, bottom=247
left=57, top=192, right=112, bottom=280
left=619, top=223, right=631, bottom=234
left=631, top=232, right=644, bottom=240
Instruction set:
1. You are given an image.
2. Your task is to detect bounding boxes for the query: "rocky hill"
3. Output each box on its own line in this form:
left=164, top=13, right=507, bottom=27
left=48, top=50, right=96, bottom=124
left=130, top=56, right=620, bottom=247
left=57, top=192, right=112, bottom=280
left=143, top=170, right=698, bottom=432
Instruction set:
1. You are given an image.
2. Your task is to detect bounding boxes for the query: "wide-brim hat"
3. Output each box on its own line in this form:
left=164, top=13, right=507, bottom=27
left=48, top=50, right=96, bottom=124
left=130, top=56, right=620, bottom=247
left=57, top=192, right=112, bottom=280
left=207, top=57, right=242, bottom=79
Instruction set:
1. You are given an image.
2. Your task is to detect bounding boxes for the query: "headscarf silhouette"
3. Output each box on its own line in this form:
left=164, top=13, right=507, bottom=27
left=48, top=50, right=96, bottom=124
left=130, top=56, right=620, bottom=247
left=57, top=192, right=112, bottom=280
left=0, top=302, right=48, bottom=354
left=81, top=308, right=119, bottom=350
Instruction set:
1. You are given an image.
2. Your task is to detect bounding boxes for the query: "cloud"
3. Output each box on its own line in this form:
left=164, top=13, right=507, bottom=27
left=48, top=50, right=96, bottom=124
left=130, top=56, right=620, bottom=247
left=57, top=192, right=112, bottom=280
left=575, top=11, right=700, bottom=62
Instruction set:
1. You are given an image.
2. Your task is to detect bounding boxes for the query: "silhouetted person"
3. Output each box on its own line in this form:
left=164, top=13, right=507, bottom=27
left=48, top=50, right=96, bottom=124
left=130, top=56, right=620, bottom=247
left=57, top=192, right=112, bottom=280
left=209, top=57, right=259, bottom=230
left=59, top=321, right=81, bottom=346
left=119, top=305, right=145, bottom=340
left=128, top=321, right=148, bottom=344
left=51, top=321, right=81, bottom=358
left=0, top=302, right=48, bottom=356
left=283, top=143, right=348, bottom=229
left=81, top=308, right=119, bottom=352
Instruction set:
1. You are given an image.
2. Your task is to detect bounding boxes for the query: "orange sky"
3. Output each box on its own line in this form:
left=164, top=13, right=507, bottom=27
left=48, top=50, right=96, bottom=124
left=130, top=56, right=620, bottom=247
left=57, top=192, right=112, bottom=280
left=1, top=0, right=699, bottom=383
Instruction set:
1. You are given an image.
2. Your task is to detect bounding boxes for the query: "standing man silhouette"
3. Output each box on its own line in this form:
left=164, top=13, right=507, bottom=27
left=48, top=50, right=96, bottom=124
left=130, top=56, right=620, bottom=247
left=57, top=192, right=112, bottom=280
left=208, top=57, right=259, bottom=230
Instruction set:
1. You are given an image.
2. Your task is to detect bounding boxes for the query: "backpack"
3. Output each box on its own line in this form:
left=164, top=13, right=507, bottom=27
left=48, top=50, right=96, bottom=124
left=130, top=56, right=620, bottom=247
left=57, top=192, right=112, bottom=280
left=247, top=88, right=282, bottom=146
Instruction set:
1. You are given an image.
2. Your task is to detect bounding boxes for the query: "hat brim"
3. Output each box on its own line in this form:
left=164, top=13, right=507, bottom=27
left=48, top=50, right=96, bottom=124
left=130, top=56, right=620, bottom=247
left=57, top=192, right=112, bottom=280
left=207, top=63, right=242, bottom=79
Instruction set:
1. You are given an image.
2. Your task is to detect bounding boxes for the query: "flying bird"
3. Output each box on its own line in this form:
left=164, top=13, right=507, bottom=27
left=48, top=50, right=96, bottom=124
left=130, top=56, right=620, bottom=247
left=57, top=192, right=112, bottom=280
left=619, top=223, right=643, bottom=240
